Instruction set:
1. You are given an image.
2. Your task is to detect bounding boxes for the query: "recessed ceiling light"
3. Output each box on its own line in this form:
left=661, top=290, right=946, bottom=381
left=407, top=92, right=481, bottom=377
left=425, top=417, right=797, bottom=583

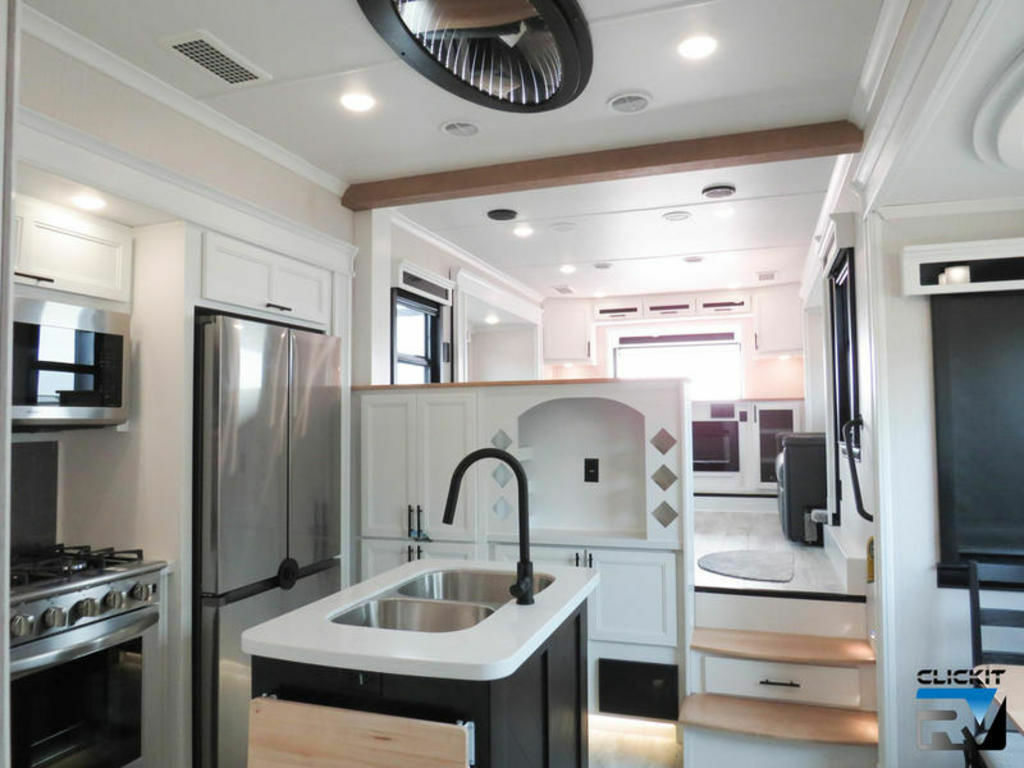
left=71, top=194, right=106, bottom=211
left=677, top=35, right=718, bottom=60
left=662, top=210, right=691, bottom=222
left=485, top=313, right=500, bottom=325
left=487, top=208, right=518, bottom=221
left=513, top=223, right=534, bottom=238
left=559, top=264, right=577, bottom=274
left=340, top=92, right=376, bottom=112
left=683, top=255, right=704, bottom=264
left=714, top=206, right=735, bottom=219
left=607, top=90, right=652, bottom=114
left=727, top=282, right=741, bottom=290
left=594, top=290, right=607, bottom=298
left=440, top=120, right=479, bottom=137
left=702, top=183, right=736, bottom=199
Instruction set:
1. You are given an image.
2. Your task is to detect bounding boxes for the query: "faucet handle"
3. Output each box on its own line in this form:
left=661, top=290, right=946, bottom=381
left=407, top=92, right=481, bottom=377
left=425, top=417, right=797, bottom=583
left=509, top=561, right=535, bottom=606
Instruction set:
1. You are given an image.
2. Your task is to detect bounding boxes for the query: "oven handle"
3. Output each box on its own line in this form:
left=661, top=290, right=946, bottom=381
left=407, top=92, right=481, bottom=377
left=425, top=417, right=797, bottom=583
left=10, top=608, right=158, bottom=679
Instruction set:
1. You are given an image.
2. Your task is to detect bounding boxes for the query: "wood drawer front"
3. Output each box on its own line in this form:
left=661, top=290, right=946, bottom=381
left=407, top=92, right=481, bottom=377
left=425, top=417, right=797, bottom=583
left=704, top=656, right=862, bottom=709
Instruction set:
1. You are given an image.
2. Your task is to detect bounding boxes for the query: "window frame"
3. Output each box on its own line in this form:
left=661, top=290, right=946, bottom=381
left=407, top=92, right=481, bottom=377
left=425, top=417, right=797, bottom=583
left=612, top=330, right=743, bottom=399
left=828, top=247, right=861, bottom=457
left=391, top=288, right=441, bottom=385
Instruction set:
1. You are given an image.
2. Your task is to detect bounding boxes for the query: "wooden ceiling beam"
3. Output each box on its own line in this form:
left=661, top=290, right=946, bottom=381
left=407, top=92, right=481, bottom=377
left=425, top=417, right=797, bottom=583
left=341, top=120, right=863, bottom=211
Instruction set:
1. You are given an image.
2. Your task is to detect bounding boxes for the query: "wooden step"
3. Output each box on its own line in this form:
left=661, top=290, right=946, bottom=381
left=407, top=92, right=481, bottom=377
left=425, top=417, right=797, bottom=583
left=680, top=694, right=878, bottom=746
left=691, top=627, right=875, bottom=667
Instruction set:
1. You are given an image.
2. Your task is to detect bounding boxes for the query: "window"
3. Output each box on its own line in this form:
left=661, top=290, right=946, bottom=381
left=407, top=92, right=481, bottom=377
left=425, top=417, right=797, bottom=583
left=392, top=289, right=441, bottom=384
left=828, top=248, right=860, bottom=453
left=614, top=331, right=742, bottom=399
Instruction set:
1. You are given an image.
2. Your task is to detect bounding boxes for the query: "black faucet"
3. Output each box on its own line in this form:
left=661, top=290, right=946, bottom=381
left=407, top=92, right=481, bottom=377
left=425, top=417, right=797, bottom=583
left=443, top=448, right=534, bottom=606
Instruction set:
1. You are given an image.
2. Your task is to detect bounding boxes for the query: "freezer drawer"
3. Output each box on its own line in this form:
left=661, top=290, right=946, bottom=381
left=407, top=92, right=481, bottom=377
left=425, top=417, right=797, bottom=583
left=198, top=562, right=340, bottom=768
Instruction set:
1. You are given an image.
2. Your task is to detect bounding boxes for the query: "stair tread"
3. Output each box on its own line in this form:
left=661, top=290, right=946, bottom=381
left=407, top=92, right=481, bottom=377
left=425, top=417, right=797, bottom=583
left=680, top=694, right=878, bottom=746
left=691, top=627, right=875, bottom=666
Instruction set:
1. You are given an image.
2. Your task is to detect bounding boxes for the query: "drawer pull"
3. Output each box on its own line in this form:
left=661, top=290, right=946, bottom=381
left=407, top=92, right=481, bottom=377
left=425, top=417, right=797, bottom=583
left=15, top=271, right=55, bottom=283
left=266, top=301, right=293, bottom=312
left=759, top=678, right=801, bottom=688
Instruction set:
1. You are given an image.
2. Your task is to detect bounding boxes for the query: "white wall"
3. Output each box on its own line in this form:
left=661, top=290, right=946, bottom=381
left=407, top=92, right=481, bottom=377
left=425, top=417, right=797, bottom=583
left=468, top=326, right=537, bottom=382
left=18, top=34, right=353, bottom=243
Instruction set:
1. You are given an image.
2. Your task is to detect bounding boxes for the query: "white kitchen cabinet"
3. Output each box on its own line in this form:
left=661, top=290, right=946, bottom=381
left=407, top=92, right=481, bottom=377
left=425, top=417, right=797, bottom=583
left=492, top=543, right=677, bottom=647
left=697, top=292, right=751, bottom=316
left=543, top=300, right=595, bottom=363
left=14, top=196, right=132, bottom=302
left=588, top=549, right=677, bottom=647
left=360, top=391, right=478, bottom=543
left=754, top=284, right=803, bottom=354
left=360, top=538, right=477, bottom=580
left=703, top=656, right=862, bottom=709
left=202, top=231, right=331, bottom=325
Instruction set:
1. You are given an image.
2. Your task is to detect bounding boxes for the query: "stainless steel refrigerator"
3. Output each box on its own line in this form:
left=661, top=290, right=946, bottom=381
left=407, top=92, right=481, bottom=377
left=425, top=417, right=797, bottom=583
left=194, top=314, right=342, bottom=768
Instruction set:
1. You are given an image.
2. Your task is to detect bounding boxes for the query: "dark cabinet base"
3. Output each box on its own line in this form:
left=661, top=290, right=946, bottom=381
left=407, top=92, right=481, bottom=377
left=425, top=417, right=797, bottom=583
left=252, top=603, right=588, bottom=768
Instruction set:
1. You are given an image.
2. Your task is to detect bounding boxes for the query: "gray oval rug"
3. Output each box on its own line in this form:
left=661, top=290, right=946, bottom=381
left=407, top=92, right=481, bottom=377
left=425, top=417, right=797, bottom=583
left=698, top=550, right=795, bottom=583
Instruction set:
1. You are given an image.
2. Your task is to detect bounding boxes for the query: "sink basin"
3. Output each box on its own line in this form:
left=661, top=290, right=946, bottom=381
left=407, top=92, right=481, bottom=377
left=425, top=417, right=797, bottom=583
left=395, top=569, right=554, bottom=607
left=330, top=597, right=494, bottom=633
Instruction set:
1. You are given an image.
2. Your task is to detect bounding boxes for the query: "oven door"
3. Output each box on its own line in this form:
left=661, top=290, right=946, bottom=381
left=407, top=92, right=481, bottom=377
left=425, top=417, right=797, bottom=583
left=10, top=608, right=157, bottom=768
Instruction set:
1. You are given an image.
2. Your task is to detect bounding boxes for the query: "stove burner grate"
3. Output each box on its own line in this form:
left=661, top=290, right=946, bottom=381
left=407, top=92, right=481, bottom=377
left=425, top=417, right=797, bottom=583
left=10, top=545, right=144, bottom=588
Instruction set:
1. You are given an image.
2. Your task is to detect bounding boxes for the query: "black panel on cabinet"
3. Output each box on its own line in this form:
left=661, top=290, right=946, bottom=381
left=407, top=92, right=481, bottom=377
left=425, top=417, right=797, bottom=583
left=598, top=659, right=678, bottom=721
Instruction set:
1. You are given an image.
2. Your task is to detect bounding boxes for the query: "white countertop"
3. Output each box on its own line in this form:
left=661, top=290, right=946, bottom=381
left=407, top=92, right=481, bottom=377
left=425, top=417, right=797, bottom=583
left=241, top=559, right=599, bottom=681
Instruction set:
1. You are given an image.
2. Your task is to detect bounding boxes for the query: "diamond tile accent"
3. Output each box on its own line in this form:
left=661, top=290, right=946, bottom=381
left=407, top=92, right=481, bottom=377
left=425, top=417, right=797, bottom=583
left=492, top=464, right=513, bottom=488
left=491, top=429, right=513, bottom=451
left=651, top=465, right=678, bottom=491
left=650, top=428, right=677, bottom=455
left=493, top=497, right=512, bottom=521
left=652, top=502, right=678, bottom=528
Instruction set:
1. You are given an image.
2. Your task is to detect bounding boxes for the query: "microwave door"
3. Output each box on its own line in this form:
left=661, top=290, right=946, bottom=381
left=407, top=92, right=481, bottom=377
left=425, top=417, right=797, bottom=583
left=199, top=317, right=289, bottom=596
left=287, top=329, right=342, bottom=568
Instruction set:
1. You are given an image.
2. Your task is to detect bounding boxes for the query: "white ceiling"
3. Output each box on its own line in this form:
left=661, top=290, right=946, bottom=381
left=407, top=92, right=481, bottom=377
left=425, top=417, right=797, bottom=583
left=882, top=1, right=1024, bottom=206
left=16, top=163, right=174, bottom=227
left=26, top=0, right=881, bottom=184
left=399, top=156, right=833, bottom=297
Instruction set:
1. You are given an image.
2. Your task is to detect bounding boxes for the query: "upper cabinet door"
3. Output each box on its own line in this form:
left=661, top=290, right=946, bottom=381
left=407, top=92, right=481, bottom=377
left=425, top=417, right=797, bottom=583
left=288, top=329, right=343, bottom=568
left=272, top=259, right=331, bottom=325
left=202, top=232, right=274, bottom=311
left=417, top=393, right=477, bottom=542
left=15, top=197, right=132, bottom=302
left=755, top=284, right=803, bottom=354
left=543, top=300, right=595, bottom=363
left=360, top=394, right=418, bottom=539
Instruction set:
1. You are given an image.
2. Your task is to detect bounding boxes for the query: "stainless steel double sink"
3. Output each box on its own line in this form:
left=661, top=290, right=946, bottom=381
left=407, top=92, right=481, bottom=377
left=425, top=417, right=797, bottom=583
left=331, top=570, right=554, bottom=633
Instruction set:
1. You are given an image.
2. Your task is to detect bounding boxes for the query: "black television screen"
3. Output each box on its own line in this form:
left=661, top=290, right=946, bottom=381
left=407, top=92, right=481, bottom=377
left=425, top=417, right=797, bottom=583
left=932, top=290, right=1024, bottom=563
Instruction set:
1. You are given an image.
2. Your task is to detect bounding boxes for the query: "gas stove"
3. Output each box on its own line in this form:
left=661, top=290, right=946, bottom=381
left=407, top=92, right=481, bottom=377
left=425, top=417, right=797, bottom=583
left=9, top=544, right=166, bottom=649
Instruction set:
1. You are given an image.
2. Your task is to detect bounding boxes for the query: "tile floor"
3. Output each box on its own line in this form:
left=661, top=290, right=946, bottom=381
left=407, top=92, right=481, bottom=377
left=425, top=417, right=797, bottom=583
left=694, top=500, right=849, bottom=594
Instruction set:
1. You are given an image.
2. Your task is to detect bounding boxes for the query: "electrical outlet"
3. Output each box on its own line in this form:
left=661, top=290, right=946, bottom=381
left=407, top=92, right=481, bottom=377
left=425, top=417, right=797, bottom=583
left=584, top=458, right=599, bottom=483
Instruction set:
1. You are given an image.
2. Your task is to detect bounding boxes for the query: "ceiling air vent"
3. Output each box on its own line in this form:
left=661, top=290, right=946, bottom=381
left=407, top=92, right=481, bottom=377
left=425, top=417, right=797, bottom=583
left=757, top=270, right=778, bottom=282
left=553, top=284, right=576, bottom=295
left=164, top=31, right=270, bottom=85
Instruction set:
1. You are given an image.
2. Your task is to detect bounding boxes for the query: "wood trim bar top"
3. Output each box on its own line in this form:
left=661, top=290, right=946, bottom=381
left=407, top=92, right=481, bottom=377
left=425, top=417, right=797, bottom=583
left=680, top=694, right=879, bottom=746
left=690, top=627, right=876, bottom=667
left=341, top=120, right=863, bottom=210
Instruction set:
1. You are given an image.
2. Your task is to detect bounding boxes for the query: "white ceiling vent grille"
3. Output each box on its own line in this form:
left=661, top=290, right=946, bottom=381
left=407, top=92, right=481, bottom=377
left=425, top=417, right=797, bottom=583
left=164, top=31, right=270, bottom=85
left=553, top=285, right=576, bottom=295
left=757, top=270, right=778, bottom=282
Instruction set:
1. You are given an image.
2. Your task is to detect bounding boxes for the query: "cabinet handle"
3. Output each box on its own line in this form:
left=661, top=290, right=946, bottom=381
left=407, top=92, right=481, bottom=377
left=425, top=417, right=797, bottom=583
left=754, top=332, right=759, bottom=351
left=575, top=552, right=580, bottom=567
left=417, top=545, right=423, bottom=560
left=14, top=271, right=55, bottom=283
left=407, top=505, right=415, bottom=539
left=588, top=553, right=594, bottom=568
left=407, top=545, right=414, bottom=563
left=416, top=505, right=424, bottom=540
left=759, top=679, right=801, bottom=688
left=265, top=302, right=293, bottom=312
left=586, top=341, right=591, bottom=359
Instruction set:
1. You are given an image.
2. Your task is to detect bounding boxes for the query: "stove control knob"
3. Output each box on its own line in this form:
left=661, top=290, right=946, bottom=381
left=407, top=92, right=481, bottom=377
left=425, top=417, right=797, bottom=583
left=103, top=590, right=127, bottom=610
left=70, top=598, right=100, bottom=624
left=10, top=614, right=35, bottom=638
left=130, top=582, right=155, bottom=602
left=42, top=607, right=67, bottom=629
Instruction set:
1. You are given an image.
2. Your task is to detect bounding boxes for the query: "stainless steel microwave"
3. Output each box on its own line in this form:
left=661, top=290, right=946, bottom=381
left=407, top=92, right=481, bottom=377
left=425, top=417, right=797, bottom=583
left=12, top=298, right=130, bottom=427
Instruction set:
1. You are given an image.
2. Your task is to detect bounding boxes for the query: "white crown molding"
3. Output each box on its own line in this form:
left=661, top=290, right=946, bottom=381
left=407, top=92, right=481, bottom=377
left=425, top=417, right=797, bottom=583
left=877, top=194, right=1024, bottom=220
left=17, top=107, right=357, bottom=273
left=20, top=5, right=347, bottom=197
left=800, top=154, right=855, bottom=303
left=852, top=0, right=1000, bottom=212
left=388, top=211, right=544, bottom=305
left=850, top=0, right=913, bottom=124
